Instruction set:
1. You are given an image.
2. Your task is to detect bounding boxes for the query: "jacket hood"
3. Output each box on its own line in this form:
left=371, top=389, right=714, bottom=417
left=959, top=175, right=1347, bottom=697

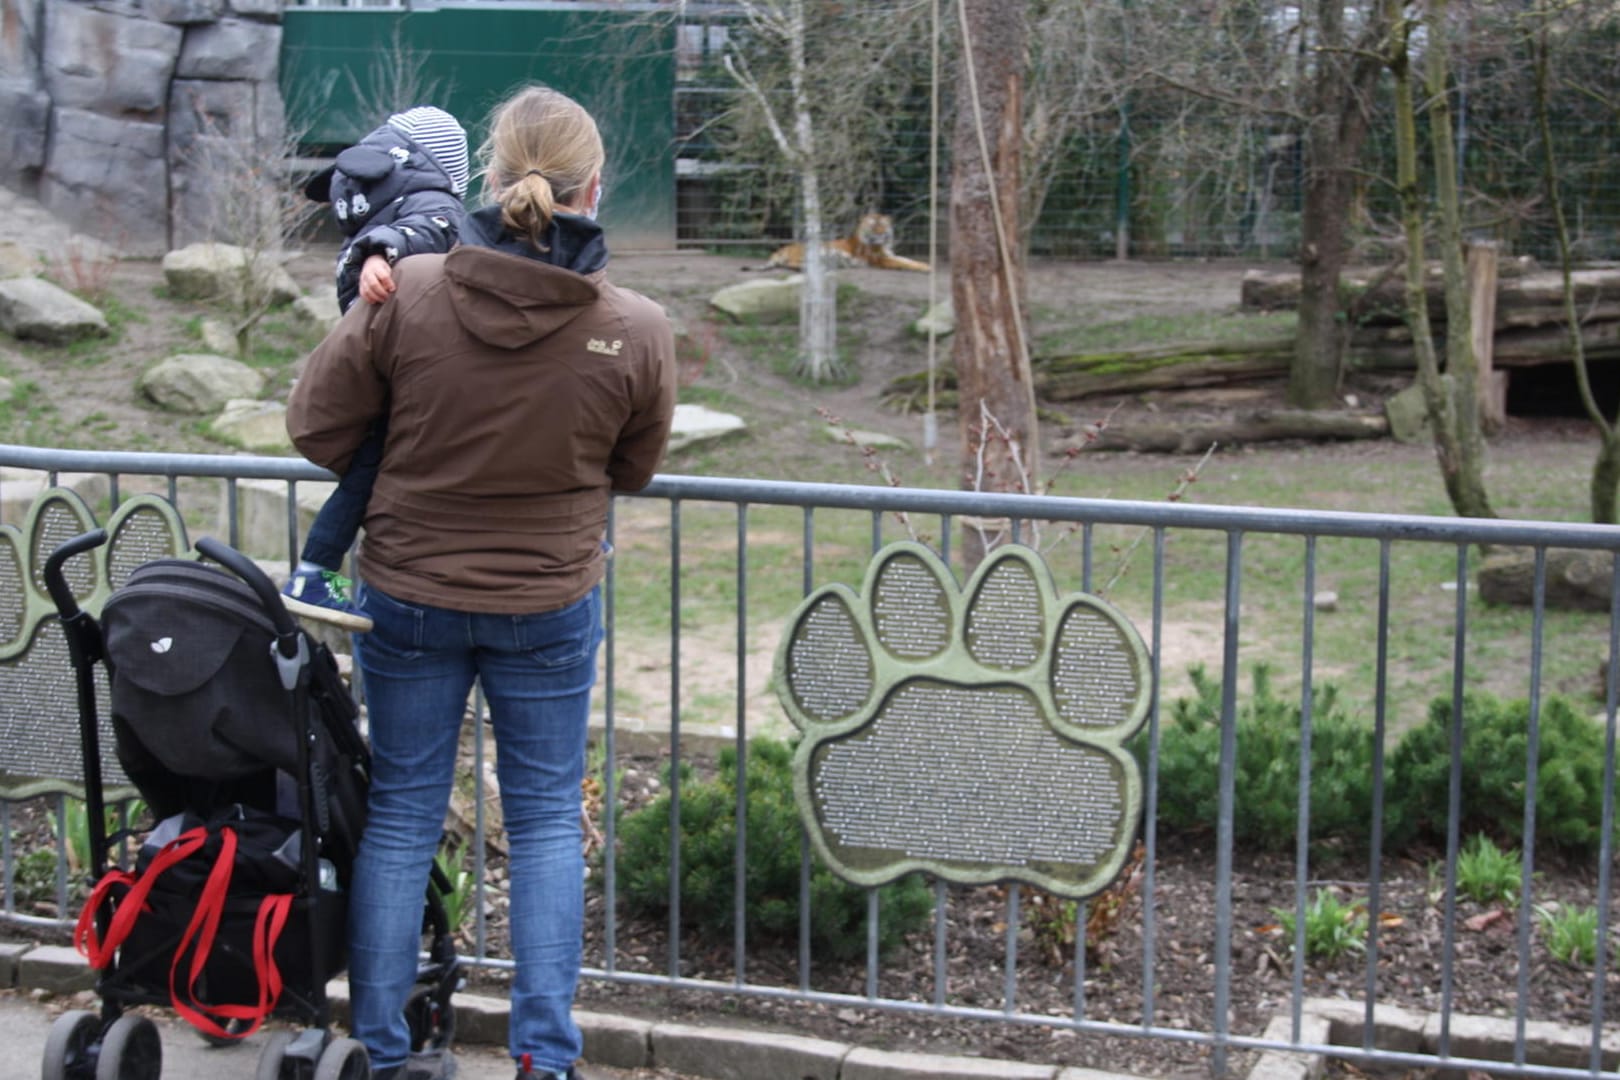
left=443, top=244, right=601, bottom=349
left=460, top=204, right=609, bottom=275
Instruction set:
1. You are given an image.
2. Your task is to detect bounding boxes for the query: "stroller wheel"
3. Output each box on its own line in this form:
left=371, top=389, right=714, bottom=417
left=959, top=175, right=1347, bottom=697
left=404, top=985, right=456, bottom=1051
left=255, top=1031, right=296, bottom=1080
left=313, top=1036, right=369, bottom=1080
left=93, top=1014, right=162, bottom=1080
left=42, top=1009, right=100, bottom=1080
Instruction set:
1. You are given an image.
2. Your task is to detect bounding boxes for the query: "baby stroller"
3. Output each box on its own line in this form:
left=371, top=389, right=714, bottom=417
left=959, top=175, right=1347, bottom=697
left=41, top=531, right=460, bottom=1080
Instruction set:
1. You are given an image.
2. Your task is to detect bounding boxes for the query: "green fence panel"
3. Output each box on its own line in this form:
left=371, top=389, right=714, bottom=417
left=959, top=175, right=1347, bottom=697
left=281, top=7, right=676, bottom=250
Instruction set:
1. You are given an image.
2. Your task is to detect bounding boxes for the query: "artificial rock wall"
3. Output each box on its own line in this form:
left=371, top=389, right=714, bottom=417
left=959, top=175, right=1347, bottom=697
left=0, top=0, right=284, bottom=257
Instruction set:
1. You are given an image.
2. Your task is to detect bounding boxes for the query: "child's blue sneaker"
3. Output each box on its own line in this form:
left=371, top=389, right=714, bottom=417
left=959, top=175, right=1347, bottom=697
left=281, top=567, right=374, bottom=632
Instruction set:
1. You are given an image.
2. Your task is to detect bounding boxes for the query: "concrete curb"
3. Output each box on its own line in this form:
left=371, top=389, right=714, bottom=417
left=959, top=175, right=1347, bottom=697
left=5, top=940, right=1613, bottom=1079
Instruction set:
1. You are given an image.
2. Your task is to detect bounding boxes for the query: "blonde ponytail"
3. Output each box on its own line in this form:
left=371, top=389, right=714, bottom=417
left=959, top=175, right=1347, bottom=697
left=478, top=86, right=605, bottom=252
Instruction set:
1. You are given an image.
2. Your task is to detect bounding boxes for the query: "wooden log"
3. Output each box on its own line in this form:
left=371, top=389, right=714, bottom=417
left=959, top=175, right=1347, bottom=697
left=1053, top=409, right=1391, bottom=454
left=1240, top=266, right=1620, bottom=327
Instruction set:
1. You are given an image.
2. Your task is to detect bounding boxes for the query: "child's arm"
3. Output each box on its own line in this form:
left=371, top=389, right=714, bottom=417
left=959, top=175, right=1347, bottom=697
left=358, top=254, right=395, bottom=304
left=347, top=189, right=463, bottom=304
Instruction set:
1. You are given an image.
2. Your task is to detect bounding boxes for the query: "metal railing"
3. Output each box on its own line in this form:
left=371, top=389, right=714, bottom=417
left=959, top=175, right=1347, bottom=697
left=0, top=444, right=1616, bottom=1078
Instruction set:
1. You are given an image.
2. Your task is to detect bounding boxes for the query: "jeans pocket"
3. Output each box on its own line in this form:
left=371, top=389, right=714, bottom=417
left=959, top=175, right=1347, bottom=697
left=517, top=591, right=601, bottom=669
left=357, top=584, right=424, bottom=661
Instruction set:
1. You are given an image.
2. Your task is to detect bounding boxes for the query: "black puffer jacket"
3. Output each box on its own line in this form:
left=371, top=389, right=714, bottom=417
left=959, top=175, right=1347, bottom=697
left=305, top=124, right=465, bottom=312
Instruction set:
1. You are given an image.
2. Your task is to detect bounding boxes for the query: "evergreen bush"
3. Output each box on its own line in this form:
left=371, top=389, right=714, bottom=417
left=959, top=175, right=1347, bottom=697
left=611, top=737, right=934, bottom=961
left=1142, top=663, right=1375, bottom=852
left=1386, top=690, right=1613, bottom=855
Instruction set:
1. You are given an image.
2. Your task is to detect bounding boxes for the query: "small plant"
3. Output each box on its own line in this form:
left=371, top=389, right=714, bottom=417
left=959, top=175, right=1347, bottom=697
left=44, top=236, right=118, bottom=303
left=1535, top=902, right=1599, bottom=967
left=1272, top=888, right=1368, bottom=963
left=52, top=796, right=148, bottom=874
left=1451, top=832, right=1522, bottom=907
left=432, top=835, right=476, bottom=936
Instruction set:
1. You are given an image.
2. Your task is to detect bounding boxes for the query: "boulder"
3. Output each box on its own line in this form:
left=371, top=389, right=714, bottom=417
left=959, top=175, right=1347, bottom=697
left=821, top=425, right=910, bottom=451
left=161, top=243, right=302, bottom=306
left=0, top=242, right=39, bottom=280
left=216, top=475, right=336, bottom=561
left=137, top=352, right=264, bottom=413
left=910, top=298, right=955, bottom=338
left=40, top=1, right=182, bottom=113
left=0, top=276, right=109, bottom=344
left=176, top=17, right=280, bottom=81
left=709, top=276, right=802, bottom=323
left=208, top=397, right=292, bottom=453
left=198, top=317, right=239, bottom=356
left=666, top=403, right=746, bottom=453
left=291, top=291, right=341, bottom=335
left=40, top=108, right=169, bottom=257
left=226, top=0, right=284, bottom=18
left=1479, top=548, right=1613, bottom=612
left=1383, top=379, right=1442, bottom=445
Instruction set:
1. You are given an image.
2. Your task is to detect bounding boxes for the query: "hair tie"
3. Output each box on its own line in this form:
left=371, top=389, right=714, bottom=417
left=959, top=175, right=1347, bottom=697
left=525, top=170, right=546, bottom=181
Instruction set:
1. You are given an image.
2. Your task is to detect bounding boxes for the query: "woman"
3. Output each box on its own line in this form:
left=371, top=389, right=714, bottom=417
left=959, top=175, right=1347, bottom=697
left=287, top=84, right=677, bottom=1080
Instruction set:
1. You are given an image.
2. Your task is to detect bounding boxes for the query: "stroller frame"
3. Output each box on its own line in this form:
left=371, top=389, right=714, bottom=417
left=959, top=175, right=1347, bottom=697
left=41, top=530, right=461, bottom=1080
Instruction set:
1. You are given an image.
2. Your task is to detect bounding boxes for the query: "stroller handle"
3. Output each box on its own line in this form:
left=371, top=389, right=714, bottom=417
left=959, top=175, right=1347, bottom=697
left=195, top=536, right=303, bottom=655
left=44, top=529, right=108, bottom=619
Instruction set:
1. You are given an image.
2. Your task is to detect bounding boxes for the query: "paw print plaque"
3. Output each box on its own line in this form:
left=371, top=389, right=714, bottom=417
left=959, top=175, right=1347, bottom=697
left=0, top=488, right=188, bottom=796
left=773, top=541, right=1151, bottom=900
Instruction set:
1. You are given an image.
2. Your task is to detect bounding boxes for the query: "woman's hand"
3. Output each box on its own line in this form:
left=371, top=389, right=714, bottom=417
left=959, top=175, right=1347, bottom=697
left=359, top=254, right=396, bottom=304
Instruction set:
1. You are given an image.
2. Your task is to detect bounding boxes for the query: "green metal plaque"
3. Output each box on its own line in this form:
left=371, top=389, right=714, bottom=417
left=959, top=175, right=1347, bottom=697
left=773, top=541, right=1151, bottom=901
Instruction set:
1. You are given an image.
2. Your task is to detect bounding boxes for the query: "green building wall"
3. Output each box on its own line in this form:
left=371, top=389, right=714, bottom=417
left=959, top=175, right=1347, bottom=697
left=281, top=6, right=676, bottom=251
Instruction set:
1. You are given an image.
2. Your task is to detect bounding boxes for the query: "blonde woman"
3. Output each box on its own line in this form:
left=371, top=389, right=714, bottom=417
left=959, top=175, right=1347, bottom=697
left=287, top=84, right=677, bottom=1080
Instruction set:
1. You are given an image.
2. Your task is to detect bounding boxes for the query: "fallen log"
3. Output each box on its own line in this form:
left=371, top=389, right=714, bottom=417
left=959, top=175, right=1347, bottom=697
left=1240, top=266, right=1620, bottom=327
left=1053, top=409, right=1391, bottom=454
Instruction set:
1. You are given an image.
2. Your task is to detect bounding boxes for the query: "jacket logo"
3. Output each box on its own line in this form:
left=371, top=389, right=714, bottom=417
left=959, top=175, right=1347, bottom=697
left=150, top=637, right=173, bottom=654
left=587, top=338, right=623, bottom=356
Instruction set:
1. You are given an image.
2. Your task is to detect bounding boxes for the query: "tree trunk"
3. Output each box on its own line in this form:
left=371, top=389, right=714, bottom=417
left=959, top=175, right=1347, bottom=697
left=951, top=0, right=1034, bottom=568
left=1053, top=409, right=1390, bottom=454
left=787, top=0, right=839, bottom=382
left=1287, top=0, right=1383, bottom=410
left=1425, top=0, right=1494, bottom=518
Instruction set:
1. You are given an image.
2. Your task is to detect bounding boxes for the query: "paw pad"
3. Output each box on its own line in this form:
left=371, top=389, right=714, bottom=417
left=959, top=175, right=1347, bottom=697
left=0, top=488, right=188, bottom=797
left=774, top=541, right=1150, bottom=900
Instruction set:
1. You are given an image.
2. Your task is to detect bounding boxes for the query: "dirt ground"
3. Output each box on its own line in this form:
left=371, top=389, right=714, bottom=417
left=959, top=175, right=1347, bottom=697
left=4, top=198, right=1615, bottom=1079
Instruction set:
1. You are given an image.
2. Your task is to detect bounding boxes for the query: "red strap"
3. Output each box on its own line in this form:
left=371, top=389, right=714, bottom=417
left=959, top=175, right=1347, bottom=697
left=167, top=827, right=294, bottom=1041
left=74, top=828, right=210, bottom=969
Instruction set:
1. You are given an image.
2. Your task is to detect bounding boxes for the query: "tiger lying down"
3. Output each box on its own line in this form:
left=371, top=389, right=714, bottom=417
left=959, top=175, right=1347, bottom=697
left=747, top=213, right=930, bottom=272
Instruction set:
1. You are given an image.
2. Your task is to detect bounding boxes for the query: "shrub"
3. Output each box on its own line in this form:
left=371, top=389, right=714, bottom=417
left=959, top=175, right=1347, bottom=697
left=1142, top=664, right=1375, bottom=852
left=612, top=738, right=934, bottom=961
left=1387, top=691, right=1613, bottom=855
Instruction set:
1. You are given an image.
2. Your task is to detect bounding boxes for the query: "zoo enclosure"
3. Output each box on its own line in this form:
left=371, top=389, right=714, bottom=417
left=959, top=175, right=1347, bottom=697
left=0, top=443, right=1616, bottom=1078
left=280, top=2, right=1620, bottom=262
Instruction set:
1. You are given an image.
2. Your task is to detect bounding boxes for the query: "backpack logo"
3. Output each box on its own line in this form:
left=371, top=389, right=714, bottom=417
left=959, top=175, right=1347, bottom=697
left=586, top=338, right=623, bottom=356
left=150, top=637, right=173, bottom=654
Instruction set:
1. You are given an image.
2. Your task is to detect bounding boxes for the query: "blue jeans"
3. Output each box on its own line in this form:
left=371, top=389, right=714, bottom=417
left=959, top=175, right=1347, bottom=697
left=301, top=421, right=386, bottom=570
left=346, top=583, right=602, bottom=1074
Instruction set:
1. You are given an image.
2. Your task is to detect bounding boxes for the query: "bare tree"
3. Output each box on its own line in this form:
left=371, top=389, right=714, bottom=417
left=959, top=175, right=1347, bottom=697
left=170, top=84, right=323, bottom=356
left=951, top=0, right=1036, bottom=568
left=699, top=0, right=930, bottom=382
left=341, top=22, right=455, bottom=122
left=1382, top=0, right=1495, bottom=518
left=1529, top=0, right=1620, bottom=522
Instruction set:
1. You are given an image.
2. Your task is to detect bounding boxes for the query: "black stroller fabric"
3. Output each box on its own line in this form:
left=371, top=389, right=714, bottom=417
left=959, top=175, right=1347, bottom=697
left=100, top=559, right=368, bottom=877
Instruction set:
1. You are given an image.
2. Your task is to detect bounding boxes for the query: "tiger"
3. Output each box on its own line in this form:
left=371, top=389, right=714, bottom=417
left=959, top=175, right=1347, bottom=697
left=749, top=213, right=931, bottom=272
